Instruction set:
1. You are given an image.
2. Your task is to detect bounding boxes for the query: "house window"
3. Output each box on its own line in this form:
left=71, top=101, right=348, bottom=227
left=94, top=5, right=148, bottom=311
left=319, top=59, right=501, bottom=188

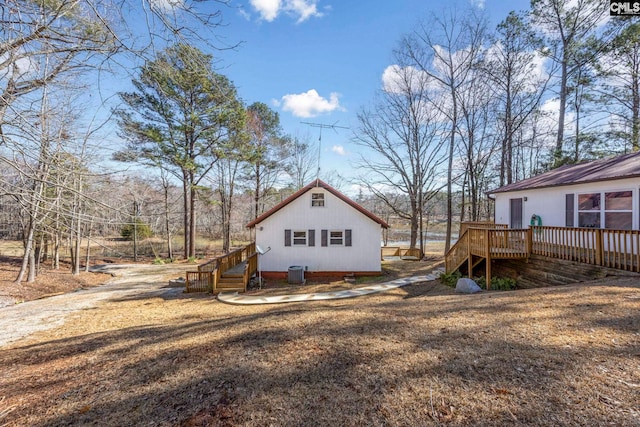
left=329, top=230, right=343, bottom=245
left=293, top=231, right=307, bottom=245
left=578, top=193, right=600, bottom=228
left=577, top=191, right=633, bottom=230
left=311, top=193, right=325, bottom=207
left=605, top=191, right=632, bottom=230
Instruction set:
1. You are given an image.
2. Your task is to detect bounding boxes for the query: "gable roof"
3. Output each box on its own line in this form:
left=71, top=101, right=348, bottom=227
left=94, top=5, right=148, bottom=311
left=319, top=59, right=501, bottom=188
left=489, top=151, right=640, bottom=194
left=246, top=179, right=390, bottom=229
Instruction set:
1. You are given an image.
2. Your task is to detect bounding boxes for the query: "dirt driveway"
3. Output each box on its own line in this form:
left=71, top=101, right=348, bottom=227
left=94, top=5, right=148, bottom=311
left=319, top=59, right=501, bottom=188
left=0, top=264, right=187, bottom=347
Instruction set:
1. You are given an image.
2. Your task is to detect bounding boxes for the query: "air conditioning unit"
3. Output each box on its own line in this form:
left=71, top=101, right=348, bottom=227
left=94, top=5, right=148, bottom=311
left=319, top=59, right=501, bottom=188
left=288, top=265, right=305, bottom=284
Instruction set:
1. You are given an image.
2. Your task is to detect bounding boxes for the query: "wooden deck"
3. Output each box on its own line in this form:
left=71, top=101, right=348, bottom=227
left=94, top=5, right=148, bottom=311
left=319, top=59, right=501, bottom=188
left=446, top=223, right=640, bottom=289
left=185, top=243, right=258, bottom=293
left=221, top=261, right=247, bottom=277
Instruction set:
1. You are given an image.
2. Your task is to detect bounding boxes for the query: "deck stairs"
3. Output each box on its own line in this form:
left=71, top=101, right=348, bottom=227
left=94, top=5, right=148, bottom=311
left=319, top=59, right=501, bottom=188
left=445, top=223, right=530, bottom=289
left=446, top=222, right=640, bottom=288
left=185, top=243, right=258, bottom=293
left=217, top=262, right=249, bottom=292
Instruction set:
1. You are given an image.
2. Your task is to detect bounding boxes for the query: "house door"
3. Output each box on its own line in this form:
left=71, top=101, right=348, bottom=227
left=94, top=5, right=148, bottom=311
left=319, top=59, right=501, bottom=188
left=510, top=198, right=523, bottom=229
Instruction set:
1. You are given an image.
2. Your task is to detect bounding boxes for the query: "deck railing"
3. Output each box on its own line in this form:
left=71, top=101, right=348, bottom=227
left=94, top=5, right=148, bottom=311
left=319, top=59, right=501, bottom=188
left=445, top=230, right=469, bottom=272
left=446, top=225, right=640, bottom=289
left=381, top=246, right=423, bottom=259
left=186, top=242, right=257, bottom=293
left=460, top=221, right=508, bottom=235
left=531, top=226, right=640, bottom=273
left=445, top=227, right=529, bottom=273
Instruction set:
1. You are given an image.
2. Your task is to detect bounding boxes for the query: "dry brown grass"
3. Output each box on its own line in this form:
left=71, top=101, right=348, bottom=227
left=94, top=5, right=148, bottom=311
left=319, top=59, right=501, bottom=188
left=0, top=257, right=639, bottom=426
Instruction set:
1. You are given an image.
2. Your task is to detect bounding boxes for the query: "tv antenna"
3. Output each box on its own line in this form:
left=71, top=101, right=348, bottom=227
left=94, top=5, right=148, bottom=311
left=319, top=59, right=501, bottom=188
left=300, top=121, right=349, bottom=181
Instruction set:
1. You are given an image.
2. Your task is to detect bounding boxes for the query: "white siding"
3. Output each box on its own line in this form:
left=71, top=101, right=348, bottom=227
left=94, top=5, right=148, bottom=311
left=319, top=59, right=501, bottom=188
left=494, top=177, right=640, bottom=229
left=254, top=188, right=383, bottom=272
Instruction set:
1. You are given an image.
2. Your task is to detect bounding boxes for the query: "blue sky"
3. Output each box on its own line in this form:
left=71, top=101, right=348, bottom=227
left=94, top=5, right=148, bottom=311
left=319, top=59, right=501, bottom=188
left=206, top=0, right=532, bottom=188
left=98, top=0, right=532, bottom=190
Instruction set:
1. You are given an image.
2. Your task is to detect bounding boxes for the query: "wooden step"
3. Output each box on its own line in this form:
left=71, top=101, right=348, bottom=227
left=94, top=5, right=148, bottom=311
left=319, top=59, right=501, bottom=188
left=215, top=284, right=245, bottom=292
left=218, top=277, right=245, bottom=284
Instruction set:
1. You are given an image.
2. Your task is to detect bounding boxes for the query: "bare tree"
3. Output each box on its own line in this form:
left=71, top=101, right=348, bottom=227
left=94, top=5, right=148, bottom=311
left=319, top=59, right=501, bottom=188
left=354, top=64, right=447, bottom=253
left=287, top=132, right=318, bottom=190
left=400, top=8, right=486, bottom=252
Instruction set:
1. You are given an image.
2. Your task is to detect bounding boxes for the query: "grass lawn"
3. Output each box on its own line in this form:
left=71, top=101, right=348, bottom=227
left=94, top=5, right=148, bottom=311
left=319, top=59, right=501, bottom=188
left=0, top=257, right=638, bottom=426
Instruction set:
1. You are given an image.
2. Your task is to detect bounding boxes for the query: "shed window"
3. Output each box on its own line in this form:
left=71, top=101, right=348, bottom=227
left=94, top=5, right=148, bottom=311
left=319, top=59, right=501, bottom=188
left=311, top=193, right=325, bottom=207
left=293, top=231, right=307, bottom=245
left=329, top=231, right=343, bottom=245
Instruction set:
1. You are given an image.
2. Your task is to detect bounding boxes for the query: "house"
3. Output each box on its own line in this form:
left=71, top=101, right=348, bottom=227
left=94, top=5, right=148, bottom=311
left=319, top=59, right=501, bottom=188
left=246, top=179, right=389, bottom=278
left=444, top=152, right=640, bottom=289
left=488, top=151, right=640, bottom=230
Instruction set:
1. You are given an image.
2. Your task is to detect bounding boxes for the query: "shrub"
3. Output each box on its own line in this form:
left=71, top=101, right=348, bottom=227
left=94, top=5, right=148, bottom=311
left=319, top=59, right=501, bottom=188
left=440, top=270, right=462, bottom=287
left=475, top=276, right=516, bottom=291
left=491, top=277, right=517, bottom=291
left=120, top=218, right=153, bottom=241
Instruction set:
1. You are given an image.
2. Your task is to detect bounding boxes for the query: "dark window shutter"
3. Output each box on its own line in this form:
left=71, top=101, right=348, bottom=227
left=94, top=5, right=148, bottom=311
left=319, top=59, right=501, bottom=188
left=565, top=194, right=574, bottom=227
left=345, top=229, right=352, bottom=247
left=285, top=229, right=291, bottom=247
left=321, top=229, right=328, bottom=247
left=308, top=229, right=315, bottom=246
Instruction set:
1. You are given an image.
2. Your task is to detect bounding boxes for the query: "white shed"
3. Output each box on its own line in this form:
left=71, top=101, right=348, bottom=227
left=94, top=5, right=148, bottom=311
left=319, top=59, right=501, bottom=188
left=489, top=152, right=640, bottom=230
left=246, top=179, right=389, bottom=278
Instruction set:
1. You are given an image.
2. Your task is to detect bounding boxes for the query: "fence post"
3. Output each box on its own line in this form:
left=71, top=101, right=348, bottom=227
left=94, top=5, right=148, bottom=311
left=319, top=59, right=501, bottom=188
left=214, top=268, right=221, bottom=292
left=485, top=229, right=491, bottom=290
left=467, top=231, right=472, bottom=276
left=595, top=229, right=603, bottom=266
left=527, top=228, right=533, bottom=258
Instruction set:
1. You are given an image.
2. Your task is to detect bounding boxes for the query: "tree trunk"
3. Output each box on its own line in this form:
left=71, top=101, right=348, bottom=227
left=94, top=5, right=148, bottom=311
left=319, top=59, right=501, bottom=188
left=633, top=67, right=639, bottom=151
left=16, top=220, right=35, bottom=283
left=445, top=98, right=457, bottom=254
left=73, top=219, right=81, bottom=276
left=189, top=181, right=196, bottom=258
left=254, top=163, right=261, bottom=220
left=555, top=58, right=568, bottom=164
left=163, top=179, right=173, bottom=260
left=84, top=221, right=93, bottom=272
left=182, top=173, right=189, bottom=259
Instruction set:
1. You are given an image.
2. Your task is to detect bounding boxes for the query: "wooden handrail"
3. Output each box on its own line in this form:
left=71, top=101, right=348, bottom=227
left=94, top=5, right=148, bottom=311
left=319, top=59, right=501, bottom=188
left=460, top=221, right=508, bottom=235
left=446, top=225, right=640, bottom=289
left=186, top=243, right=257, bottom=293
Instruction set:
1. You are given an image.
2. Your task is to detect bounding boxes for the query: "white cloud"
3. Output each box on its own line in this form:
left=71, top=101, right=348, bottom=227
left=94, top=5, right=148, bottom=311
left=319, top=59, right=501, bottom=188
left=150, top=0, right=185, bottom=11
left=250, top=0, right=281, bottom=21
left=469, top=0, right=485, bottom=8
left=381, top=64, right=437, bottom=94
left=0, top=52, right=36, bottom=80
left=280, top=89, right=343, bottom=117
left=541, top=98, right=560, bottom=114
left=250, top=0, right=322, bottom=23
left=331, top=145, right=346, bottom=156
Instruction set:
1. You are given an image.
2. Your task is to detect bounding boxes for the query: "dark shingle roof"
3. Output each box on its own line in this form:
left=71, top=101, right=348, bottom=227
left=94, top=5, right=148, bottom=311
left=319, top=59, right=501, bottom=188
left=489, top=151, right=640, bottom=194
left=246, top=179, right=389, bottom=229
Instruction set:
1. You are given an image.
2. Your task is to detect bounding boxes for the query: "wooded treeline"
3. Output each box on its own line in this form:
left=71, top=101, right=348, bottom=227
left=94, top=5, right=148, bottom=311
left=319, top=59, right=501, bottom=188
left=0, top=0, right=320, bottom=282
left=0, top=0, right=638, bottom=282
left=355, top=2, right=640, bottom=253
